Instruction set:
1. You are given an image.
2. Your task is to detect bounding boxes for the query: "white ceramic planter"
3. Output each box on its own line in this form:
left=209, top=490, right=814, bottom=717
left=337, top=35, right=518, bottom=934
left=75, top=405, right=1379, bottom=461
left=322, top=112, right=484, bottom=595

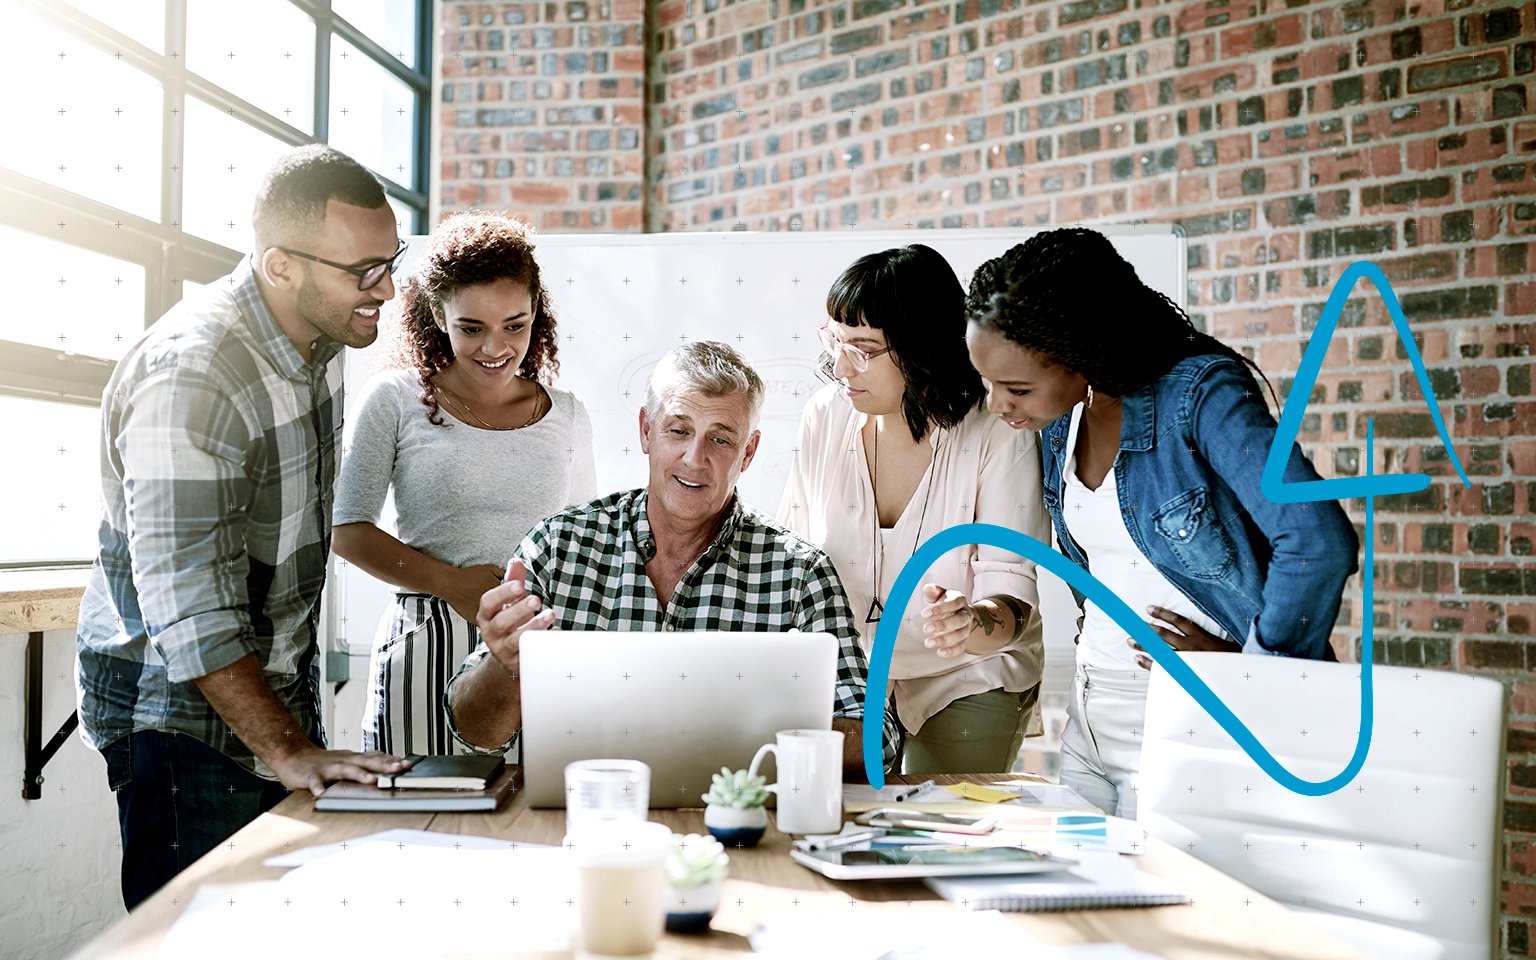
left=664, top=876, right=723, bottom=934
left=703, top=803, right=768, bottom=848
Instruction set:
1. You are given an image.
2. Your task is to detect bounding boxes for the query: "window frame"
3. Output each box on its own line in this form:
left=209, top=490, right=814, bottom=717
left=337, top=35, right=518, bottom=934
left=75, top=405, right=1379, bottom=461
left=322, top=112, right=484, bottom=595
left=0, top=0, right=431, bottom=568
left=0, top=0, right=432, bottom=409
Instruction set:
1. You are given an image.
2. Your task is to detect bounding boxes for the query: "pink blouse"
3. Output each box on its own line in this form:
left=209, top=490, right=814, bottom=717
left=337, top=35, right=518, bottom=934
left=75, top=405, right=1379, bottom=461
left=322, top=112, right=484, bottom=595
left=778, top=384, right=1049, bottom=735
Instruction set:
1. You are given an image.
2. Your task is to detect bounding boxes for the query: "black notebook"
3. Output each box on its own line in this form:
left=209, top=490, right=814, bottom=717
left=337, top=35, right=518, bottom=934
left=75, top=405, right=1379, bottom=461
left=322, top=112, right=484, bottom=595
left=316, top=765, right=521, bottom=812
left=376, top=754, right=504, bottom=790
left=926, top=856, right=1189, bottom=912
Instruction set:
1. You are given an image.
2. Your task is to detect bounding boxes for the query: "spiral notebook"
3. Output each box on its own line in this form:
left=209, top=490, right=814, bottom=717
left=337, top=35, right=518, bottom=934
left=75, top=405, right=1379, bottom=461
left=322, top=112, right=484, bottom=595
left=925, top=852, right=1188, bottom=912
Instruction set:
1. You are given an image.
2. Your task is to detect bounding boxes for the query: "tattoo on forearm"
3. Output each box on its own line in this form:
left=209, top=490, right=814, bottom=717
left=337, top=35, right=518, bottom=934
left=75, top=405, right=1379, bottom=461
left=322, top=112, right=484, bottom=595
left=992, top=595, right=1032, bottom=643
left=971, top=603, right=1000, bottom=636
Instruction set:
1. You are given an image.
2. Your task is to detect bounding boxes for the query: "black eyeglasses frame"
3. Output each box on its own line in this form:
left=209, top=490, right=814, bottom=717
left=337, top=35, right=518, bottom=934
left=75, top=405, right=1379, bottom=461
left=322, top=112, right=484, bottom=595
left=275, top=240, right=407, bottom=291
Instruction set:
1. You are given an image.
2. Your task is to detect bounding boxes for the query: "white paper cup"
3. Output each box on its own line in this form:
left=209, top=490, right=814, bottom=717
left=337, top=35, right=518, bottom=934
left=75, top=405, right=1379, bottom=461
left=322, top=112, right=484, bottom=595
left=568, top=820, right=673, bottom=958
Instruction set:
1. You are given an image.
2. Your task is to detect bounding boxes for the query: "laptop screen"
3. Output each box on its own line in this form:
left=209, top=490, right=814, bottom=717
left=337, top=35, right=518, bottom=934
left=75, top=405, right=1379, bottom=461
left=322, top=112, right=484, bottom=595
left=518, top=630, right=837, bottom=807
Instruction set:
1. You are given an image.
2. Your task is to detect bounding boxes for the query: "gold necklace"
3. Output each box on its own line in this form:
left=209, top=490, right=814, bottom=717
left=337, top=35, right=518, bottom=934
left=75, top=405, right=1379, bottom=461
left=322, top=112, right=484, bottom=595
left=436, top=382, right=545, bottom=431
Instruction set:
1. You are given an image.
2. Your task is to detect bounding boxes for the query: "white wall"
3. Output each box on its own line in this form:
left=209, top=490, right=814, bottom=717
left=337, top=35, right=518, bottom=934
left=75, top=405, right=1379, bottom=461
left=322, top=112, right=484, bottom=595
left=329, top=227, right=1185, bottom=756
left=0, top=630, right=123, bottom=960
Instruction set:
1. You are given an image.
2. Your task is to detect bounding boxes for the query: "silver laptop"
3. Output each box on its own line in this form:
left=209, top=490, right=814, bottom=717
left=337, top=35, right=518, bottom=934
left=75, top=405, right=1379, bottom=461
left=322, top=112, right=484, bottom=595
left=519, top=630, right=837, bottom=808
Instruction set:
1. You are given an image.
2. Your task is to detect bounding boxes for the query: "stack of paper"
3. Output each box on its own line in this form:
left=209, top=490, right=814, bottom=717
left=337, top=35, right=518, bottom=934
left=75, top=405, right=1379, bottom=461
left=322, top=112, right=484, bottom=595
left=162, top=839, right=573, bottom=960
left=260, top=828, right=521, bottom=867
left=842, top=779, right=1099, bottom=813
left=750, top=908, right=1167, bottom=959
left=926, top=849, right=1188, bottom=913
left=749, top=907, right=1028, bottom=958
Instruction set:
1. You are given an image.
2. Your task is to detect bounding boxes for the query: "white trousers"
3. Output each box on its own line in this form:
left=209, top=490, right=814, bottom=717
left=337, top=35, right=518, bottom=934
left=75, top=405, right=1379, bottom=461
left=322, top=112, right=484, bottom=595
left=1058, top=665, right=1150, bottom=820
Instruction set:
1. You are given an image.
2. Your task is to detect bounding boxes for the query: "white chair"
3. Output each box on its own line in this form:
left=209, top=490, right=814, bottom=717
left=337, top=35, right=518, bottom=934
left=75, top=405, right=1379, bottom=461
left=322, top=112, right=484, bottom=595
left=1137, top=652, right=1504, bottom=960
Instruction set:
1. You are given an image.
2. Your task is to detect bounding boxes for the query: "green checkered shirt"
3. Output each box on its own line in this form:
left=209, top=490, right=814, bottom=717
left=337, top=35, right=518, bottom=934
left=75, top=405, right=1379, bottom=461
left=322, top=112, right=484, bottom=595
left=448, top=487, right=900, bottom=767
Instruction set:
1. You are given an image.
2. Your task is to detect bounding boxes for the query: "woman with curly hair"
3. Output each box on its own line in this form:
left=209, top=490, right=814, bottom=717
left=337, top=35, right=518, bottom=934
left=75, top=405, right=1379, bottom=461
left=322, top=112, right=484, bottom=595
left=333, top=211, right=596, bottom=755
left=965, top=227, right=1356, bottom=816
left=777, top=244, right=1049, bottom=773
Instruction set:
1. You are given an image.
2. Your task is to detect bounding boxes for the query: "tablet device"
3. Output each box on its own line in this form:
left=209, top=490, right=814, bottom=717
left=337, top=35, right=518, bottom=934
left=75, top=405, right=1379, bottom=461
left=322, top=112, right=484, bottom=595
left=789, top=843, right=1075, bottom=880
left=856, top=808, right=998, bottom=835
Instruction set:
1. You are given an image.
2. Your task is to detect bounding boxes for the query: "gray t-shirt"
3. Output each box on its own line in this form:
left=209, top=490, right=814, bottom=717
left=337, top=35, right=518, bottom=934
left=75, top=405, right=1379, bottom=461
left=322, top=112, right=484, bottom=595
left=334, top=368, right=598, bottom=570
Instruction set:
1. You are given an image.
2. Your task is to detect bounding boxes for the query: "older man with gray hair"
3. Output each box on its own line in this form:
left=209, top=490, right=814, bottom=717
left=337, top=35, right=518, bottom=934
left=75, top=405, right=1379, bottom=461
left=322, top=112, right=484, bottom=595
left=446, top=340, right=899, bottom=773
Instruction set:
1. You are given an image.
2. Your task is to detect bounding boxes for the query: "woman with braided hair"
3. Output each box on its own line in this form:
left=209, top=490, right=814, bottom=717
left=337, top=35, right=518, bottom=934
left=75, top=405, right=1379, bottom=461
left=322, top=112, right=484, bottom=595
left=333, top=211, right=595, bottom=755
left=965, top=227, right=1357, bottom=817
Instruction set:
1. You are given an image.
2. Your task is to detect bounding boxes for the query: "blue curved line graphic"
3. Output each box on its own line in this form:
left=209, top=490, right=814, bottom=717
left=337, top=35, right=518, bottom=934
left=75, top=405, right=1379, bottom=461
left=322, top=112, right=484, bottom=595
left=861, top=261, right=1470, bottom=791
left=1262, top=260, right=1469, bottom=502
left=861, top=494, right=1373, bottom=793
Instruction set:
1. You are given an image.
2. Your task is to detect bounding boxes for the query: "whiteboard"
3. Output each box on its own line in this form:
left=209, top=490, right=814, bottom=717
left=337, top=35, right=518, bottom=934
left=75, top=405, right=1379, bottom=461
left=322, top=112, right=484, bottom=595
left=326, top=225, right=1186, bottom=748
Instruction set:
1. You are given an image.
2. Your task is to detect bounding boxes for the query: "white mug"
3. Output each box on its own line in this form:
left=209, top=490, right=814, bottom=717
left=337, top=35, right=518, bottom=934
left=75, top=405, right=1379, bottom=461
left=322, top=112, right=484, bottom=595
left=748, top=728, right=844, bottom=835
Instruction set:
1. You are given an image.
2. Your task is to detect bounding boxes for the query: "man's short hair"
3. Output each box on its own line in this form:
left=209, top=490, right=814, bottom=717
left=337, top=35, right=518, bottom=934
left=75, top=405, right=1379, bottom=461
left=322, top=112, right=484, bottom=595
left=645, top=341, right=765, bottom=429
left=252, top=145, right=387, bottom=251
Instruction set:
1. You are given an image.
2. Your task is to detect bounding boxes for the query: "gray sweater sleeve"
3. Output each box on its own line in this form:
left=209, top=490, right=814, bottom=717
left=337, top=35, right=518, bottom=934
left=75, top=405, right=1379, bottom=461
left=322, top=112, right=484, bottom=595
left=568, top=393, right=598, bottom=502
left=333, top=371, right=405, bottom=526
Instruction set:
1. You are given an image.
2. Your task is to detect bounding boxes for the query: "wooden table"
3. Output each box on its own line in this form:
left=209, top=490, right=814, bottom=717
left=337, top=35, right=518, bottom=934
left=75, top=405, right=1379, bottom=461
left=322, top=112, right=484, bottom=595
left=70, top=774, right=1365, bottom=959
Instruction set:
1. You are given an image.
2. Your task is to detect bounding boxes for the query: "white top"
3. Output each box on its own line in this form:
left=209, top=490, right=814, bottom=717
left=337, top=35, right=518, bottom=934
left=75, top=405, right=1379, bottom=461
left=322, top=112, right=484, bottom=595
left=1060, top=404, right=1229, bottom=671
left=334, top=368, right=598, bottom=571
left=778, top=383, right=1048, bottom=734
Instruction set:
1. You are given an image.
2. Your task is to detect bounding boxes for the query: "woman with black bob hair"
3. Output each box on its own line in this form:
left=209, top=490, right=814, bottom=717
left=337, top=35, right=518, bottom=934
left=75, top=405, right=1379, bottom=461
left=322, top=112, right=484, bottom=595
left=779, top=244, right=1050, bottom=774
left=965, top=227, right=1358, bottom=816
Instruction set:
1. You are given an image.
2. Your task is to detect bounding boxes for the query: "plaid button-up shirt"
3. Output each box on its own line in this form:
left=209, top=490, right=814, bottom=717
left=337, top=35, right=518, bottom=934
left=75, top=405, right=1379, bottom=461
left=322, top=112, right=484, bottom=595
left=448, top=487, right=901, bottom=767
left=76, top=259, right=342, bottom=777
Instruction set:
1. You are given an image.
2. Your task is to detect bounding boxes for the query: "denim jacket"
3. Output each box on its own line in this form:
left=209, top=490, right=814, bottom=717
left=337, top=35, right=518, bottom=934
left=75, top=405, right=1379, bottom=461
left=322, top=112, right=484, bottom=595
left=1039, top=354, right=1358, bottom=660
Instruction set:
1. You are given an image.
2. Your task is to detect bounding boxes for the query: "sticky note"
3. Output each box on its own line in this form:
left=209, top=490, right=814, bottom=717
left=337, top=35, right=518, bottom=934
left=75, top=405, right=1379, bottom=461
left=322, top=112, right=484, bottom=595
left=944, top=782, right=1018, bottom=804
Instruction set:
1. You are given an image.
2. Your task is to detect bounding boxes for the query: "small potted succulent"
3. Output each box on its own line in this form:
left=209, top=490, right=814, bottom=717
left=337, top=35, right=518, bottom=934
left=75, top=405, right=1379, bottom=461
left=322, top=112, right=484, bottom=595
left=663, top=832, right=729, bottom=933
left=701, top=767, right=769, bottom=848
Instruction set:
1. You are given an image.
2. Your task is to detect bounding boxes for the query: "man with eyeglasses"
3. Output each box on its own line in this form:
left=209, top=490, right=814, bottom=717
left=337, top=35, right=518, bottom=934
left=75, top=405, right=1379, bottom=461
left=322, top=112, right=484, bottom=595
left=76, top=145, right=411, bottom=910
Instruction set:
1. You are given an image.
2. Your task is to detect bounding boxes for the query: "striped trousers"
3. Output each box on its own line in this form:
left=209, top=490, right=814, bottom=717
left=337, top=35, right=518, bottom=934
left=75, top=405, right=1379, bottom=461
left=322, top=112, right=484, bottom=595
left=360, top=593, right=481, bottom=756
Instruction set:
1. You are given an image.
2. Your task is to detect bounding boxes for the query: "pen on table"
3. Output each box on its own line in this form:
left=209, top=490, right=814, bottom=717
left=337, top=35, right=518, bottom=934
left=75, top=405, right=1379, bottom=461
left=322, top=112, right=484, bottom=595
left=870, top=829, right=940, bottom=846
left=893, top=779, right=935, bottom=802
left=804, top=828, right=886, bottom=852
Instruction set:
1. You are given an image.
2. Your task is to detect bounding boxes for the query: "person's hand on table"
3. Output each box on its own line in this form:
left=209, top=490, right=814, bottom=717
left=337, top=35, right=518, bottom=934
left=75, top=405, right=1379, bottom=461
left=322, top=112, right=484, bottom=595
left=1128, top=604, right=1240, bottom=670
left=441, top=562, right=505, bottom=622
left=270, top=746, right=411, bottom=797
left=476, top=558, right=558, bottom=676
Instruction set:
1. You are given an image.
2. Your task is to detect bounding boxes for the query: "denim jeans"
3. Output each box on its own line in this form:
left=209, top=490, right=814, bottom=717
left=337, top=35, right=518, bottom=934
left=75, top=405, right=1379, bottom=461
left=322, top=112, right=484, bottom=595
left=102, top=730, right=290, bottom=910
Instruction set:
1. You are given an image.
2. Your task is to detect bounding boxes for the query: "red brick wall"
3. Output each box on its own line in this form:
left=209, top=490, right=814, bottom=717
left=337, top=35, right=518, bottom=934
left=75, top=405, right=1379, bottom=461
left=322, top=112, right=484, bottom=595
left=445, top=0, right=1535, bottom=951
left=437, top=0, right=647, bottom=230
left=647, top=2, right=1534, bottom=950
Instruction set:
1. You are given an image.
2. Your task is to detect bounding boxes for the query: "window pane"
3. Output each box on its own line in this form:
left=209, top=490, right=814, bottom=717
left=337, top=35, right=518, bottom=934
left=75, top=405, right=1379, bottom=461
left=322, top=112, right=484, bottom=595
left=61, top=0, right=166, bottom=52
left=329, top=37, right=417, bottom=187
left=386, top=195, right=418, bottom=237
left=186, top=0, right=316, bottom=134
left=0, top=397, right=103, bottom=564
left=181, top=97, right=294, bottom=250
left=0, top=7, right=162, bottom=221
left=332, top=0, right=419, bottom=69
left=0, top=224, right=147, bottom=360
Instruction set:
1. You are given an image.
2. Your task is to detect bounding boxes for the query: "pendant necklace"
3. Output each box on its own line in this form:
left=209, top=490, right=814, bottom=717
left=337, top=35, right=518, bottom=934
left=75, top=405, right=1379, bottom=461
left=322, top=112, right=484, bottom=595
left=866, top=420, right=941, bottom=625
